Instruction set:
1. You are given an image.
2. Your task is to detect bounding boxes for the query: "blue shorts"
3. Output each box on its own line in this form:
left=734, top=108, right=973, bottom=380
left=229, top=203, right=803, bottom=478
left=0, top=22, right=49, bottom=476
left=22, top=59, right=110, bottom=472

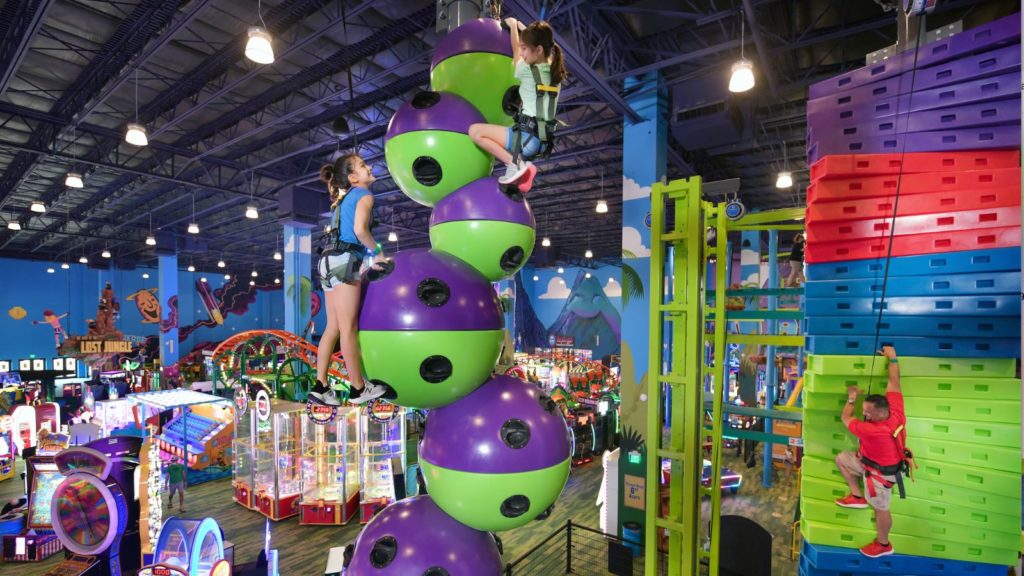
left=506, top=128, right=542, bottom=160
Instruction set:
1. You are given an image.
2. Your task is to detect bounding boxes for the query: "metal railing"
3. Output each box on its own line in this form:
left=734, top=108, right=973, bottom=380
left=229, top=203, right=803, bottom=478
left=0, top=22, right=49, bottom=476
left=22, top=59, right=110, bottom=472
left=504, top=521, right=669, bottom=576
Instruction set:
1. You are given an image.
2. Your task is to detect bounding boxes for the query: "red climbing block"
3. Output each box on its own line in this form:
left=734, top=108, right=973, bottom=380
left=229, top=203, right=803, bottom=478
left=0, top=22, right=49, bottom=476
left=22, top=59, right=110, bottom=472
left=806, top=185, right=1020, bottom=223
left=806, top=207, right=1020, bottom=243
left=809, top=150, right=1020, bottom=181
left=806, top=226, right=1020, bottom=263
left=807, top=167, right=1019, bottom=204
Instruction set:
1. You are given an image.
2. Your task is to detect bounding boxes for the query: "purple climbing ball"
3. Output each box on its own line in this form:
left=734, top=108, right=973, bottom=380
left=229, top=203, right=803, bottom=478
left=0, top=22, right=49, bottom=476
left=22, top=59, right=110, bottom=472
left=430, top=18, right=512, bottom=68
left=358, top=248, right=502, bottom=332
left=420, top=375, right=571, bottom=474
left=384, top=91, right=485, bottom=142
left=429, top=177, right=535, bottom=228
left=346, top=495, right=503, bottom=576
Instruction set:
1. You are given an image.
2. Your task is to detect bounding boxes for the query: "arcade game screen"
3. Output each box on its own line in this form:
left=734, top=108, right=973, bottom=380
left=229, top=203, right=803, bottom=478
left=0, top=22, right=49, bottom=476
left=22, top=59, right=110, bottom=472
left=28, top=463, right=64, bottom=528
left=54, top=477, right=113, bottom=548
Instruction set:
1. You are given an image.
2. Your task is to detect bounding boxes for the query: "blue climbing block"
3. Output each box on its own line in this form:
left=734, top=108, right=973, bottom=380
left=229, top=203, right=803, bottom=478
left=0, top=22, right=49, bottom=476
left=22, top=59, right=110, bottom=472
left=801, top=541, right=1008, bottom=575
left=805, top=247, right=1020, bottom=281
left=804, top=271, right=1019, bottom=298
left=805, top=335, right=1021, bottom=358
left=806, top=316, right=1019, bottom=338
left=805, top=295, right=1020, bottom=316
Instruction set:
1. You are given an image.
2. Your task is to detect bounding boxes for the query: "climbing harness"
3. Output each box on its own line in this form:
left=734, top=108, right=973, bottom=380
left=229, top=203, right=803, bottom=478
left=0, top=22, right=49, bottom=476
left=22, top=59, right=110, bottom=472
left=510, top=65, right=560, bottom=163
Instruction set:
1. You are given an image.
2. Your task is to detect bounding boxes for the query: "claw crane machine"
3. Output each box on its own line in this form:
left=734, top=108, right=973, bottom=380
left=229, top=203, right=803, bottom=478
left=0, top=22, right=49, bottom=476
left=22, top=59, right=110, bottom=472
left=359, top=400, right=407, bottom=522
left=233, top=387, right=304, bottom=521
left=299, top=406, right=361, bottom=525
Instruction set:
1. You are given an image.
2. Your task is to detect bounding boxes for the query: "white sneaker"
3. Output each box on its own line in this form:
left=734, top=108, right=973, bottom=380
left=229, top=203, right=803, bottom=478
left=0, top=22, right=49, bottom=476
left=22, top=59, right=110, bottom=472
left=309, top=380, right=342, bottom=406
left=348, top=380, right=388, bottom=405
left=498, top=161, right=528, bottom=184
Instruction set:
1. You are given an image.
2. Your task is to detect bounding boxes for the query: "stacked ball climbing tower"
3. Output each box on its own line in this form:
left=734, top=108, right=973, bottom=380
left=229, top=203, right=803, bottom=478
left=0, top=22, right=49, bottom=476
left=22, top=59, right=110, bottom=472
left=799, top=13, right=1021, bottom=576
left=343, top=18, right=570, bottom=575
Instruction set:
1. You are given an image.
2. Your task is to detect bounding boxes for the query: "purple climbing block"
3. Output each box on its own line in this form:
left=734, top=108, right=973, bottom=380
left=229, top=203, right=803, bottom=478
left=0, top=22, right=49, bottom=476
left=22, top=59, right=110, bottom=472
left=808, top=13, right=1020, bottom=99
left=809, top=123, right=1019, bottom=162
left=914, top=43, right=1021, bottom=92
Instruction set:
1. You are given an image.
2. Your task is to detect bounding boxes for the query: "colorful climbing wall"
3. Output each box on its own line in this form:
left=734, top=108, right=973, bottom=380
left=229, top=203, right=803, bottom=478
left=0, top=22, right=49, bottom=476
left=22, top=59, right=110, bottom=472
left=799, top=13, right=1021, bottom=575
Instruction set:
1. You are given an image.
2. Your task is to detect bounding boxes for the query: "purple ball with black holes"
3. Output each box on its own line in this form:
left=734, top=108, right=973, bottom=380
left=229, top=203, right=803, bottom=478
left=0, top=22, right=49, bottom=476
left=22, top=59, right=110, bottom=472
left=358, top=248, right=504, bottom=409
left=418, top=376, right=572, bottom=531
left=346, top=495, right=503, bottom=576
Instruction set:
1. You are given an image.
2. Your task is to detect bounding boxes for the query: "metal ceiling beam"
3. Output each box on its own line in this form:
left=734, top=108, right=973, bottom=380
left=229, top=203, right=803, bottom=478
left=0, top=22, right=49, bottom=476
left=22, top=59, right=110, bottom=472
left=741, top=0, right=778, bottom=95
left=0, top=0, right=186, bottom=208
left=505, top=0, right=641, bottom=123
left=0, top=0, right=55, bottom=99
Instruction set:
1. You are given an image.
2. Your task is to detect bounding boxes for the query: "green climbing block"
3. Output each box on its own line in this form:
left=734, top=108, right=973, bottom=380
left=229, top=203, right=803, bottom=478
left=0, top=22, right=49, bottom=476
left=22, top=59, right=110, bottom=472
left=801, top=497, right=873, bottom=531
left=898, top=356, right=1018, bottom=378
left=801, top=519, right=1018, bottom=565
left=902, top=376, right=1021, bottom=401
left=803, top=371, right=885, bottom=394
left=914, top=456, right=1021, bottom=496
left=891, top=495, right=1020, bottom=537
left=801, top=455, right=847, bottom=485
left=807, top=354, right=887, bottom=376
left=802, top=475, right=850, bottom=504
left=802, top=392, right=861, bottom=413
left=909, top=474, right=1021, bottom=513
left=913, top=436, right=1021, bottom=473
left=903, top=396, right=1020, bottom=424
left=802, top=413, right=857, bottom=459
left=906, top=416, right=1020, bottom=450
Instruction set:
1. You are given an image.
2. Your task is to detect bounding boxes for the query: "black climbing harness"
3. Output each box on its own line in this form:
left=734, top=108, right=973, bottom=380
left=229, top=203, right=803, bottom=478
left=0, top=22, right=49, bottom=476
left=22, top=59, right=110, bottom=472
left=510, top=64, right=560, bottom=163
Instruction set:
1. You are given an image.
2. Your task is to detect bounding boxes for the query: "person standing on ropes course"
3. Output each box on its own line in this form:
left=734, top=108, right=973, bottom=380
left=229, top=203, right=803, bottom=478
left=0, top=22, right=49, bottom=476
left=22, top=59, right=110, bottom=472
left=834, top=346, right=908, bottom=558
left=309, top=153, right=389, bottom=407
left=469, top=18, right=568, bottom=192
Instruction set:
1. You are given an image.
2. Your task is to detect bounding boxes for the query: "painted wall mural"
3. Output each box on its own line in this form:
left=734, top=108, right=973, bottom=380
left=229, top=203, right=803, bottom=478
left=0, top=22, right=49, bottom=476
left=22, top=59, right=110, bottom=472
left=517, top=264, right=622, bottom=359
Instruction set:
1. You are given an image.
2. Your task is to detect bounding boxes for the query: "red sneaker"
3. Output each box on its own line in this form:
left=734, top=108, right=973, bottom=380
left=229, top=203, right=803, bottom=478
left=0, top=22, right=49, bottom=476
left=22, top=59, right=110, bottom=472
left=517, top=162, right=537, bottom=194
left=834, top=494, right=868, bottom=509
left=860, top=539, right=894, bottom=558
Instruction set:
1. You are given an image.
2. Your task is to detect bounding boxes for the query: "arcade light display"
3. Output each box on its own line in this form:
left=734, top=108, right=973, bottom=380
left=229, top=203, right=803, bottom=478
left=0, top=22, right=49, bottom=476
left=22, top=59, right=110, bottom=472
left=144, top=440, right=163, bottom=554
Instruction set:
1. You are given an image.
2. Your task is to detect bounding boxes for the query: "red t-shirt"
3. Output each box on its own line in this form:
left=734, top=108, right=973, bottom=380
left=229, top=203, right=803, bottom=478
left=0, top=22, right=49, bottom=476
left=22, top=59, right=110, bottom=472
left=846, top=392, right=905, bottom=466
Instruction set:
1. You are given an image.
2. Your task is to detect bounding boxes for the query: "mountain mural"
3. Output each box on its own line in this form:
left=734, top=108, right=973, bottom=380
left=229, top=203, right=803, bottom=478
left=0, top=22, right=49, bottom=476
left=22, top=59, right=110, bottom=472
left=515, top=273, right=548, bottom=350
left=547, top=270, right=621, bottom=359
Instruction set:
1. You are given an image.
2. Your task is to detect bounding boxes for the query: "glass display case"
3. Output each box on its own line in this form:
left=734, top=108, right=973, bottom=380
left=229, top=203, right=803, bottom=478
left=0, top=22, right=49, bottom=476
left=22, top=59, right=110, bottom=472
left=299, top=407, right=360, bottom=525
left=94, top=398, right=135, bottom=437
left=359, top=402, right=407, bottom=523
left=252, top=399, right=303, bottom=520
left=231, top=389, right=254, bottom=509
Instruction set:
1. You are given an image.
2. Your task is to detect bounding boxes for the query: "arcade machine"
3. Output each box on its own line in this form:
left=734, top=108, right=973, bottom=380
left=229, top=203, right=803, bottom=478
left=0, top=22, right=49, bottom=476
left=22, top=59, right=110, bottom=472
left=234, top=398, right=303, bottom=521
left=568, top=408, right=596, bottom=466
left=1, top=455, right=64, bottom=562
left=232, top=387, right=254, bottom=509
left=140, top=517, right=225, bottom=576
left=10, top=402, right=60, bottom=454
left=154, top=402, right=232, bottom=481
left=358, top=401, right=406, bottom=523
left=97, top=371, right=131, bottom=401
left=94, top=398, right=136, bottom=438
left=299, top=406, right=360, bottom=525
left=44, top=436, right=143, bottom=576
left=0, top=415, right=14, bottom=482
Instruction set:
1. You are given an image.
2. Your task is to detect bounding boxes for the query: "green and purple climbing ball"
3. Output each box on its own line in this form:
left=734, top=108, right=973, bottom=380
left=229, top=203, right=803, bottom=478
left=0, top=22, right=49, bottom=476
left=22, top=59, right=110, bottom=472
left=431, top=18, right=519, bottom=126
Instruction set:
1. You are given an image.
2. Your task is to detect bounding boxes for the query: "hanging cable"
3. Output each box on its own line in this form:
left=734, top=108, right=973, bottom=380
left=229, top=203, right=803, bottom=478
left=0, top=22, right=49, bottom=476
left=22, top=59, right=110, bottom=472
left=867, top=11, right=927, bottom=394
left=342, top=1, right=358, bottom=152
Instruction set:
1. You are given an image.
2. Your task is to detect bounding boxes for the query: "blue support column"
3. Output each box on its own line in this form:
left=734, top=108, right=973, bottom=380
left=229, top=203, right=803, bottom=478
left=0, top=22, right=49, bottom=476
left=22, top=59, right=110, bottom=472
left=158, top=254, right=179, bottom=370
left=283, top=224, right=314, bottom=336
left=763, top=230, right=778, bottom=487
left=618, top=70, right=667, bottom=536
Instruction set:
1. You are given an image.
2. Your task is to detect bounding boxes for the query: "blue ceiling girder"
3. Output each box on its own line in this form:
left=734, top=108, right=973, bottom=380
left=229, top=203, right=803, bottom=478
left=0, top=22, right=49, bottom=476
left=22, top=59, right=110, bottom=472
left=0, top=0, right=186, bottom=207
left=0, top=0, right=55, bottom=99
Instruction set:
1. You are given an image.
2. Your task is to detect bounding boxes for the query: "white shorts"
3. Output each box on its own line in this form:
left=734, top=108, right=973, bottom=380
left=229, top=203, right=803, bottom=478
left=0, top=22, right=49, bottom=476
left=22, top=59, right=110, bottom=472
left=318, top=252, right=365, bottom=291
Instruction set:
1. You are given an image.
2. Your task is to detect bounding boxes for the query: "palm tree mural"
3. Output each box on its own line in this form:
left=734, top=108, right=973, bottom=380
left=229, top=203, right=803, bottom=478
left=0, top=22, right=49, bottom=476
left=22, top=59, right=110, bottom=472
left=621, top=249, right=645, bottom=308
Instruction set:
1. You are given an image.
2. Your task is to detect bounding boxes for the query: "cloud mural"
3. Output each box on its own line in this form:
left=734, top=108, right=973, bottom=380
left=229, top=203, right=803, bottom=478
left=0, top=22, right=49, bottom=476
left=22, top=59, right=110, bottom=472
left=539, top=276, right=572, bottom=300
left=623, top=226, right=651, bottom=257
left=623, top=176, right=651, bottom=201
left=604, top=277, right=622, bottom=298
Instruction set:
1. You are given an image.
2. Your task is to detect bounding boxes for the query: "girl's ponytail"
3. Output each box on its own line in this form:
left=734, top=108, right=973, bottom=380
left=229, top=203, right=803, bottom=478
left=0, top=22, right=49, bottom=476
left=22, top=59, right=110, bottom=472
left=550, top=42, right=567, bottom=85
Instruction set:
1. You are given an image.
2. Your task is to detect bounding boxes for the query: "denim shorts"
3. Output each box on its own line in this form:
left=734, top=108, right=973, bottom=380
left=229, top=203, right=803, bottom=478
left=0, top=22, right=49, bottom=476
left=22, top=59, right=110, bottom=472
left=506, top=128, right=542, bottom=160
left=318, top=251, right=364, bottom=291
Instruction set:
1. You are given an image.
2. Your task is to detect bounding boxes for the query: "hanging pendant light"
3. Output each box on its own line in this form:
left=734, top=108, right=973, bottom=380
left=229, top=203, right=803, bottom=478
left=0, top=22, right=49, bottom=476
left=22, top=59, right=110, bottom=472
left=7, top=220, right=20, bottom=231
left=187, top=193, right=199, bottom=234
left=595, top=200, right=608, bottom=214
left=273, top=251, right=282, bottom=261
left=217, top=258, right=226, bottom=268
left=245, top=205, right=259, bottom=219
left=66, top=126, right=86, bottom=187
left=245, top=2, right=274, bottom=64
left=30, top=201, right=46, bottom=213
left=729, top=13, right=755, bottom=93
left=776, top=141, right=793, bottom=188
left=61, top=262, right=70, bottom=270
left=47, top=267, right=55, bottom=274
left=187, top=264, right=196, bottom=272
left=65, top=172, right=84, bottom=188
left=388, top=231, right=398, bottom=243
left=557, top=267, right=564, bottom=274
left=541, top=237, right=551, bottom=247
left=101, top=249, right=112, bottom=259
left=125, top=69, right=149, bottom=146
left=145, top=235, right=156, bottom=246
left=79, top=256, right=88, bottom=264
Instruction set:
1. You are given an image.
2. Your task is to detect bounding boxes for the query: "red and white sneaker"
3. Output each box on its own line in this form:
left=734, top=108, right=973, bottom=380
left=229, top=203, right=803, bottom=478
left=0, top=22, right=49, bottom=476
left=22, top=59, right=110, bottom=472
left=860, top=539, right=894, bottom=558
left=834, top=494, right=868, bottom=509
left=517, top=162, right=537, bottom=193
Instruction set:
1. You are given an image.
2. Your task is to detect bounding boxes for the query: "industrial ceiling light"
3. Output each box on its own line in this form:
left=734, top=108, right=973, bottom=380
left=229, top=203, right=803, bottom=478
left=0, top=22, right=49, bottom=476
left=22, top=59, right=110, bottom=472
left=245, top=205, right=259, bottom=219
left=557, top=267, right=564, bottom=274
left=541, top=237, right=551, bottom=247
left=585, top=249, right=593, bottom=259
left=532, top=275, right=539, bottom=281
left=595, top=200, right=608, bottom=214
left=728, top=12, right=755, bottom=93
left=775, top=171, right=793, bottom=189
left=249, top=280, right=256, bottom=286
left=30, top=201, right=47, bottom=213
left=142, top=273, right=150, bottom=279
left=245, top=27, right=275, bottom=64
left=217, top=259, right=226, bottom=268
left=47, top=267, right=55, bottom=274
left=7, top=220, right=20, bottom=231
left=251, top=270, right=258, bottom=277
left=65, top=172, right=84, bottom=189
left=272, top=251, right=282, bottom=261
left=187, top=193, right=199, bottom=234
left=145, top=235, right=156, bottom=246
left=388, top=231, right=398, bottom=242
left=61, top=262, right=70, bottom=270
left=125, top=69, right=148, bottom=146
left=187, top=264, right=196, bottom=272
left=200, top=277, right=208, bottom=283
left=224, top=273, right=231, bottom=280
left=101, top=249, right=111, bottom=258
left=274, top=277, right=280, bottom=284
left=585, top=272, right=592, bottom=278
left=79, top=256, right=88, bottom=264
